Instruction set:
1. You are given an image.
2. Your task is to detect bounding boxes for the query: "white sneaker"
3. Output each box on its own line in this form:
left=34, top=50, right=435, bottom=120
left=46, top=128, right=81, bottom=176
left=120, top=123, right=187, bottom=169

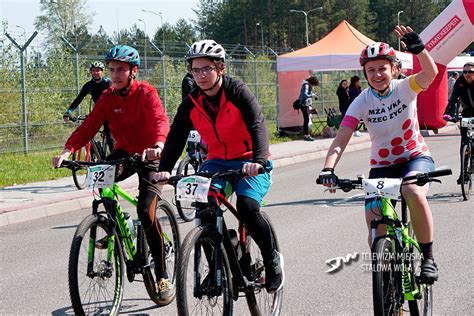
left=353, top=131, right=363, bottom=137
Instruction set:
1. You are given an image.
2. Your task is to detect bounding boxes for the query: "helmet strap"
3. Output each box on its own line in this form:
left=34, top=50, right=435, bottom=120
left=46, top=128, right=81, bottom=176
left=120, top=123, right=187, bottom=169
left=203, top=75, right=221, bottom=92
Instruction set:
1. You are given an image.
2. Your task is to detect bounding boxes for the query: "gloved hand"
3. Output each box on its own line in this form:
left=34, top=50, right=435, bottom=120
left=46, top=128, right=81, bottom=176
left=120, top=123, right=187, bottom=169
left=63, top=112, right=71, bottom=122
left=317, top=168, right=338, bottom=192
left=401, top=32, right=425, bottom=55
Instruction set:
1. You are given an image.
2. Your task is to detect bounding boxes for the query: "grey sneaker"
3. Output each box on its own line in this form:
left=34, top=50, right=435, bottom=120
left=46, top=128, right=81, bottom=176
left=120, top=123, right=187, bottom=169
left=265, top=250, right=285, bottom=293
left=157, top=278, right=175, bottom=306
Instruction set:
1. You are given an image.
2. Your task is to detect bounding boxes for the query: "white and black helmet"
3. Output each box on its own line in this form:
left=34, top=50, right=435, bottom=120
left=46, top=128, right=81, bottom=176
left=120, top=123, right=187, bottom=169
left=186, top=40, right=226, bottom=62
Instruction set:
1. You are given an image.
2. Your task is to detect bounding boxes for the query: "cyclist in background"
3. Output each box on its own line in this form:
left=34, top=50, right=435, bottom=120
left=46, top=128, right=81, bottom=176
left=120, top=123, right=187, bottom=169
left=318, top=26, right=440, bottom=284
left=63, top=61, right=114, bottom=151
left=181, top=71, right=197, bottom=100
left=443, top=62, right=474, bottom=184
left=52, top=45, right=175, bottom=305
left=395, top=58, right=407, bottom=79
left=155, top=39, right=285, bottom=294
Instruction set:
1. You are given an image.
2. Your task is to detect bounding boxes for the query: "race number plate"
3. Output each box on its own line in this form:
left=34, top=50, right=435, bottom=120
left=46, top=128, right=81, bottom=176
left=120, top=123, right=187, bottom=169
left=461, top=118, right=474, bottom=128
left=362, top=178, right=402, bottom=199
left=187, top=130, right=201, bottom=143
left=86, top=165, right=116, bottom=189
left=176, top=176, right=211, bottom=203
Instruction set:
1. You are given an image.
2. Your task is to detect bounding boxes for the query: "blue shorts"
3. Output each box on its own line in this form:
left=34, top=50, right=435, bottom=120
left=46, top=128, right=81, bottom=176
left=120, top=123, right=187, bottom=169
left=198, top=159, right=273, bottom=205
left=369, top=155, right=435, bottom=179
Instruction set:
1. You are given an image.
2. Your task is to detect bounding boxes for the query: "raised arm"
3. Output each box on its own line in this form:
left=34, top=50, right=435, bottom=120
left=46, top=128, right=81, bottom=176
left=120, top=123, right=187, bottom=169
left=395, top=25, right=438, bottom=90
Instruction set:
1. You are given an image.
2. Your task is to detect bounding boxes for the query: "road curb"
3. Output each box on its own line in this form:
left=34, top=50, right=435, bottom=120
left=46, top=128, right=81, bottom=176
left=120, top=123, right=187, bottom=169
left=0, top=124, right=458, bottom=227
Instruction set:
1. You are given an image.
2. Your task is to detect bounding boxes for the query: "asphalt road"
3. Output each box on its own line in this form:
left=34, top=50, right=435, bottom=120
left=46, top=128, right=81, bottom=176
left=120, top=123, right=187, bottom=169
left=1, top=131, right=472, bottom=315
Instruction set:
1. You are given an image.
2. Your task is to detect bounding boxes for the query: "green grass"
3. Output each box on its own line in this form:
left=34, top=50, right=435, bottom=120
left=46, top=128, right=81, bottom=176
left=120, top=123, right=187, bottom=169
left=0, top=121, right=327, bottom=188
left=0, top=149, right=71, bottom=187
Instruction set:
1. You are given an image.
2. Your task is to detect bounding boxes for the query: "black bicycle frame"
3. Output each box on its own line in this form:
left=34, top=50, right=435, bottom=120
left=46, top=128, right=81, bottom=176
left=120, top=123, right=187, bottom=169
left=193, top=185, right=254, bottom=299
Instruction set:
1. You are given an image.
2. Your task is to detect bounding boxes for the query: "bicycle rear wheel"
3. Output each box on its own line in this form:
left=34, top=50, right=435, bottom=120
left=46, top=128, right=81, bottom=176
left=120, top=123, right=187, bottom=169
left=71, top=142, right=101, bottom=190
left=372, top=237, right=401, bottom=316
left=143, top=200, right=181, bottom=305
left=175, top=155, right=199, bottom=222
left=177, top=226, right=233, bottom=315
left=68, top=214, right=124, bottom=315
left=460, top=142, right=472, bottom=200
left=245, top=211, right=283, bottom=315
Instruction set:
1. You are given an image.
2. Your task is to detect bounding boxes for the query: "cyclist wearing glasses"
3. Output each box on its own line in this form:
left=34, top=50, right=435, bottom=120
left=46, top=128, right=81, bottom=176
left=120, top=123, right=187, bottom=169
left=443, top=62, right=474, bottom=184
left=63, top=61, right=114, bottom=151
left=52, top=45, right=174, bottom=305
left=318, top=26, right=440, bottom=284
left=156, top=39, right=284, bottom=293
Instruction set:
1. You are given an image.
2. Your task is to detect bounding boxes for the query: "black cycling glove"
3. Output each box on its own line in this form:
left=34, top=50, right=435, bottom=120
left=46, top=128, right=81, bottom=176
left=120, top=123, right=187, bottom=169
left=317, top=168, right=338, bottom=186
left=401, top=32, right=425, bottom=55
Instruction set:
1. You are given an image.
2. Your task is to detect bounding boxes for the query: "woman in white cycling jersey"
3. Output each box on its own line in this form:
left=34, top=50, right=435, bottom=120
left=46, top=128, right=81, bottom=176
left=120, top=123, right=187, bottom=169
left=318, top=25, right=439, bottom=284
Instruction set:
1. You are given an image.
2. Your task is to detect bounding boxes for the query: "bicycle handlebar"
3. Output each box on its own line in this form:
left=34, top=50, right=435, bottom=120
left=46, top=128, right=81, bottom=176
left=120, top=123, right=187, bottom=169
left=154, top=167, right=265, bottom=186
left=59, top=154, right=148, bottom=170
left=317, top=168, right=452, bottom=192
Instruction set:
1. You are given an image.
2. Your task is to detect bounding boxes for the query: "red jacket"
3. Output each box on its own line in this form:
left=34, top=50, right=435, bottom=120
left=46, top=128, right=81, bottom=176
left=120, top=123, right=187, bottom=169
left=65, top=80, right=169, bottom=155
left=189, top=90, right=253, bottom=161
left=159, top=76, right=269, bottom=173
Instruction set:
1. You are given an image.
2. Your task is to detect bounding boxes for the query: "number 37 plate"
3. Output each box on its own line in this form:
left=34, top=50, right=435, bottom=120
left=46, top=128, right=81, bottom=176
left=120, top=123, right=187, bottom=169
left=176, top=176, right=211, bottom=203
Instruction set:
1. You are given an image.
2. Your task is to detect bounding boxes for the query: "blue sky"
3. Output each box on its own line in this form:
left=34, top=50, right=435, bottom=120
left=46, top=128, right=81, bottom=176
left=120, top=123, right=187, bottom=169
left=1, top=0, right=199, bottom=39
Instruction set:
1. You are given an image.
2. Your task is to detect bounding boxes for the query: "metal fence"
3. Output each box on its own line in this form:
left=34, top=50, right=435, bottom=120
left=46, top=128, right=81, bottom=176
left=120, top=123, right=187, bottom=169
left=1, top=31, right=361, bottom=154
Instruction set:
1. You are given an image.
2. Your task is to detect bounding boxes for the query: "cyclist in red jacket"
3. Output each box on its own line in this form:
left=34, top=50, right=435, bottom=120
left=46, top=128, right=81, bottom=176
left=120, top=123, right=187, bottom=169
left=156, top=40, right=284, bottom=294
left=52, top=45, right=174, bottom=305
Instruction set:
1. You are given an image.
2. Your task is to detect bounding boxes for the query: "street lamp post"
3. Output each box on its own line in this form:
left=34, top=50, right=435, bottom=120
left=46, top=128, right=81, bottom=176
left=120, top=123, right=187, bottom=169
left=142, top=9, right=165, bottom=51
left=138, top=19, right=147, bottom=77
left=256, top=22, right=264, bottom=50
left=290, top=7, right=323, bottom=46
left=397, top=10, right=404, bottom=51
left=142, top=9, right=166, bottom=111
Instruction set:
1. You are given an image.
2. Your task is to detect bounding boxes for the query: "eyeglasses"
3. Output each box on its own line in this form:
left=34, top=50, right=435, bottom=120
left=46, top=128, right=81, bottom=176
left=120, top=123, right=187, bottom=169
left=463, top=70, right=474, bottom=74
left=191, top=66, right=215, bottom=76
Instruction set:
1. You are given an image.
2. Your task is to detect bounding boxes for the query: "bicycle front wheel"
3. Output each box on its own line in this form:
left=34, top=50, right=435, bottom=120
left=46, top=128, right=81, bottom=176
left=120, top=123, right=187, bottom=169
left=177, top=226, right=233, bottom=315
left=460, top=142, right=472, bottom=200
left=143, top=200, right=181, bottom=305
left=71, top=142, right=101, bottom=190
left=68, top=214, right=124, bottom=315
left=175, top=156, right=199, bottom=222
left=407, top=224, right=433, bottom=316
left=372, top=237, right=401, bottom=316
left=245, top=211, right=283, bottom=315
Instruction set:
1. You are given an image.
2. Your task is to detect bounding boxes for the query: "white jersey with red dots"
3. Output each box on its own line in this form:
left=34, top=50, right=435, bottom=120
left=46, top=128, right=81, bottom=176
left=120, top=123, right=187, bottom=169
left=341, top=76, right=430, bottom=168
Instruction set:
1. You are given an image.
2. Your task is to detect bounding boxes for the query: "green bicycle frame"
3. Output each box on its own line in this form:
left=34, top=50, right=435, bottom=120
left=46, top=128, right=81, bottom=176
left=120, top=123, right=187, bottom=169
left=88, top=183, right=175, bottom=265
left=87, top=184, right=138, bottom=267
left=372, top=197, right=426, bottom=301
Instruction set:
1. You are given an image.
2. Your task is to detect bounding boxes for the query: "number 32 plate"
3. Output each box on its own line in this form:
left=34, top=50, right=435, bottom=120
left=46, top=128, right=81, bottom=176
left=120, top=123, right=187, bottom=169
left=176, top=176, right=211, bottom=202
left=86, top=165, right=116, bottom=188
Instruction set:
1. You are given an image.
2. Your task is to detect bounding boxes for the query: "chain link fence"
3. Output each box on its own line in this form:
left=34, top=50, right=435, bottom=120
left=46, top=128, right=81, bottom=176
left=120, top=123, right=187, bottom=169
left=1, top=32, right=360, bottom=154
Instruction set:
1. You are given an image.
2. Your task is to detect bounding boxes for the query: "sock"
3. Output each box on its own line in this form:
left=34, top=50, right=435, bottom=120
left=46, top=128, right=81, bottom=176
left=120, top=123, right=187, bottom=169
left=418, top=242, right=434, bottom=261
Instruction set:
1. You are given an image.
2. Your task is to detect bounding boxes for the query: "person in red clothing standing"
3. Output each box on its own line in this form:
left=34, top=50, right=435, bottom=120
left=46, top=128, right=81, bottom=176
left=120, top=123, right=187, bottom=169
left=52, top=45, right=174, bottom=305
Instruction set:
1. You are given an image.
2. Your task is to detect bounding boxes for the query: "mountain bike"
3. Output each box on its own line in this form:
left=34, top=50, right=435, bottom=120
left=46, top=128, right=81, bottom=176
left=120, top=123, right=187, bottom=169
left=459, top=117, right=473, bottom=200
left=59, top=155, right=180, bottom=315
left=68, top=115, right=110, bottom=190
left=174, top=130, right=208, bottom=222
left=162, top=169, right=283, bottom=315
left=318, top=168, right=451, bottom=316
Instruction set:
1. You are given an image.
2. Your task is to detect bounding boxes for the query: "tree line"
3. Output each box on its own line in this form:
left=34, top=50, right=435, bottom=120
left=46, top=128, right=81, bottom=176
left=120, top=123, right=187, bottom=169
left=29, top=0, right=472, bottom=59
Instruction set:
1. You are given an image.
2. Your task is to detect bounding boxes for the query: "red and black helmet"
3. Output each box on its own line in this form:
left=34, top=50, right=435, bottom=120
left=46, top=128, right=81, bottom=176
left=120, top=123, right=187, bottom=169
left=360, top=42, right=397, bottom=67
